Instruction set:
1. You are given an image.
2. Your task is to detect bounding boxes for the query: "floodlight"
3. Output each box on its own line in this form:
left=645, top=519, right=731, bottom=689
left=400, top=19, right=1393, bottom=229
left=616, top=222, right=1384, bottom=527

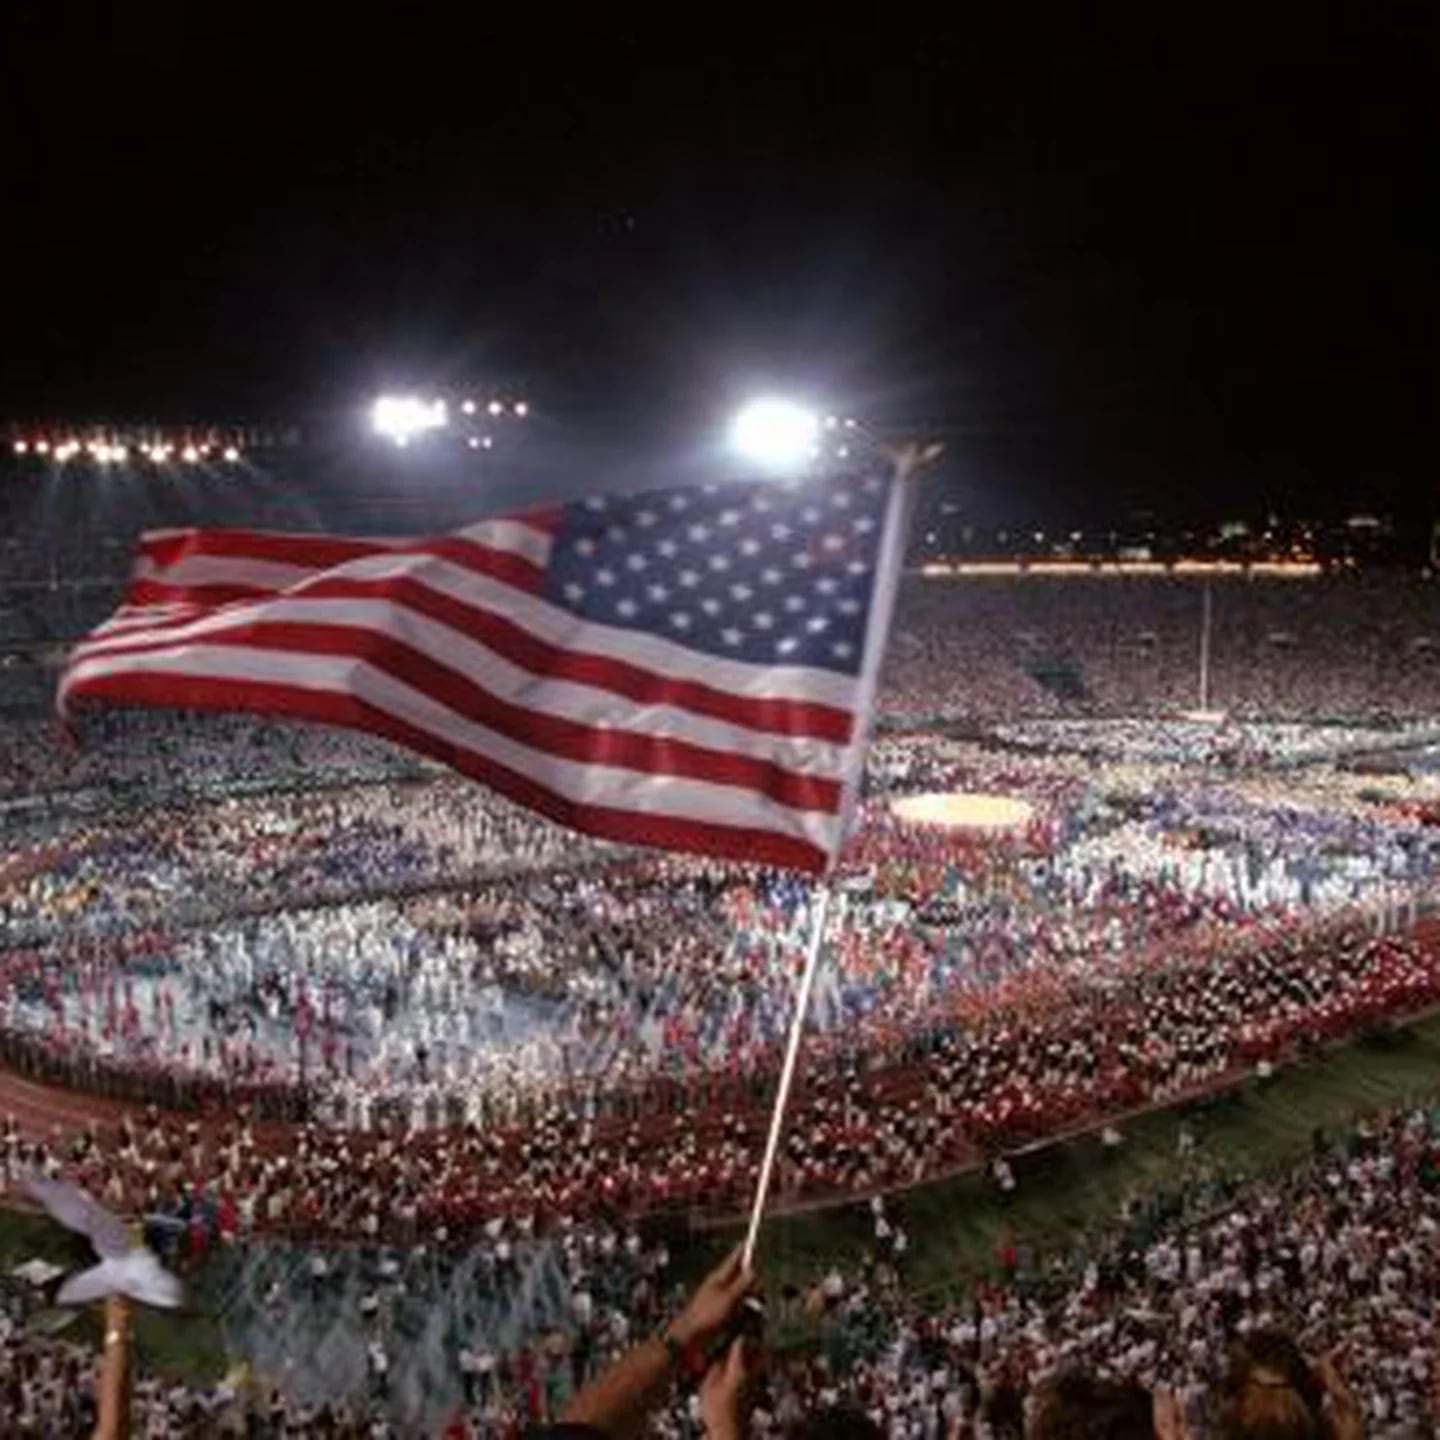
left=729, top=398, right=820, bottom=474
left=371, top=395, right=448, bottom=443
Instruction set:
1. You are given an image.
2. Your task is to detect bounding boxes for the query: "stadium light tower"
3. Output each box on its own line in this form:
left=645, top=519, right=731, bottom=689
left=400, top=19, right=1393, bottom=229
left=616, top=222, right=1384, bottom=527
left=370, top=395, right=448, bottom=445
left=729, top=397, right=820, bottom=475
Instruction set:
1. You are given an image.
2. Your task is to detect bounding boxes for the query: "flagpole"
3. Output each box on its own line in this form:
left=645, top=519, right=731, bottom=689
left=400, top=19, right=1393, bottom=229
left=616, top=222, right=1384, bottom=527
left=739, top=440, right=935, bottom=1269
left=741, top=880, right=834, bottom=1269
left=95, top=1293, right=131, bottom=1440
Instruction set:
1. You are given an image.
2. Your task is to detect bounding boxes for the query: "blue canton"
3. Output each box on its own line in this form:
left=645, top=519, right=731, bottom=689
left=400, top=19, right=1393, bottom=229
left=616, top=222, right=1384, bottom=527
left=544, top=473, right=892, bottom=677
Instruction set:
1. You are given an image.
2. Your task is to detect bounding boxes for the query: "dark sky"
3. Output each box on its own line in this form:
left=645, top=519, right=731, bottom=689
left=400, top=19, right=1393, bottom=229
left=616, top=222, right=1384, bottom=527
left=1, top=5, right=1434, bottom=522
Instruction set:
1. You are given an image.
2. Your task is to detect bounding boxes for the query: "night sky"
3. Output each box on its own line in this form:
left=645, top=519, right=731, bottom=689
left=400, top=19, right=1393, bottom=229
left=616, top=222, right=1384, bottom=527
left=1, top=5, right=1433, bottom=525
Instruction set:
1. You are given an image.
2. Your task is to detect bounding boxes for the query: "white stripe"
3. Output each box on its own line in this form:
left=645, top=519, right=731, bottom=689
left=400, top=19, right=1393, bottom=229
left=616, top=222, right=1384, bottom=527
left=61, top=645, right=842, bottom=849
left=93, top=603, right=200, bottom=637
left=84, top=549, right=860, bottom=710
left=70, top=595, right=851, bottom=773
left=134, top=555, right=322, bottom=591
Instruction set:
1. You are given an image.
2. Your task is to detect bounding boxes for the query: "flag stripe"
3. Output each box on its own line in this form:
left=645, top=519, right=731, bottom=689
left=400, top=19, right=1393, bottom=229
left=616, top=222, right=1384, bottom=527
left=130, top=527, right=551, bottom=601
left=63, top=623, right=844, bottom=809
left=137, top=516, right=556, bottom=572
left=88, top=549, right=860, bottom=712
left=68, top=596, right=852, bottom=772
left=75, top=579, right=856, bottom=745
left=61, top=653, right=838, bottom=865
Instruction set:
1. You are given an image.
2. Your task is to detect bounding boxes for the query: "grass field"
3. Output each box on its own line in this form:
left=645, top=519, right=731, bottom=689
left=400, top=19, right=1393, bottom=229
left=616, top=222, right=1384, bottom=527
left=736, top=1010, right=1440, bottom=1295
left=4, top=1010, right=1440, bottom=1381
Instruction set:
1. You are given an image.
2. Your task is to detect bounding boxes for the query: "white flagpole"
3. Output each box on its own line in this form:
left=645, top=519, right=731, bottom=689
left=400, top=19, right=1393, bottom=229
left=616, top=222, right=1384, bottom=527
left=741, top=880, right=833, bottom=1268
left=739, top=441, right=935, bottom=1269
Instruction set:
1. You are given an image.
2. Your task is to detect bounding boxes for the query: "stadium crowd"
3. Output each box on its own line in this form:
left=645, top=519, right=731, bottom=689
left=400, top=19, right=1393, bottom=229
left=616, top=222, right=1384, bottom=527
left=2, top=711, right=1440, bottom=1239
left=4, top=1098, right=1438, bottom=1436
left=884, top=573, right=1440, bottom=722
left=4, top=571, right=1440, bottom=1432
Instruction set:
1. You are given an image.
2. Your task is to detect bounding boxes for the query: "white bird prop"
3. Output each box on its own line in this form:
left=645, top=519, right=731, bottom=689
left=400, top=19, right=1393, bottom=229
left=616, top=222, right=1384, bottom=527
left=21, top=1174, right=182, bottom=1310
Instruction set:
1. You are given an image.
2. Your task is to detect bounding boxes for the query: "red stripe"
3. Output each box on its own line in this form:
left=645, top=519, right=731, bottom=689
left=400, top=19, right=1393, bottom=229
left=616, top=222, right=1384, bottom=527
left=71, top=620, right=841, bottom=812
left=92, top=573, right=854, bottom=744
left=63, top=671, right=830, bottom=873
left=126, top=534, right=546, bottom=609
left=140, top=519, right=552, bottom=572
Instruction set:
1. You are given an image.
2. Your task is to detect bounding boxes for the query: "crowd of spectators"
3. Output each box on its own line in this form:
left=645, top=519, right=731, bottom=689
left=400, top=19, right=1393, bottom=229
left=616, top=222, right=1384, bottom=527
left=883, top=573, right=1440, bottom=722
left=2, top=570, right=1440, bottom=1432
left=3, top=714, right=1440, bottom=1240
left=6, top=1098, right=1438, bottom=1436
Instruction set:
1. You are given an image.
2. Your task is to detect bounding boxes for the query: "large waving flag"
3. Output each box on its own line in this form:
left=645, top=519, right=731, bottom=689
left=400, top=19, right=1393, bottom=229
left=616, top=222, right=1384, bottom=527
left=60, top=470, right=913, bottom=873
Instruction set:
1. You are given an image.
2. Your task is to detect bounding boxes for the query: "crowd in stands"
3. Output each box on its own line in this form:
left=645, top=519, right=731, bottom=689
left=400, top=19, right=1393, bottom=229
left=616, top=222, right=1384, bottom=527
left=3, top=570, right=1440, bottom=1432
left=6, top=1097, right=1438, bottom=1435
left=3, top=712, right=1440, bottom=1239
left=884, top=573, right=1440, bottom=722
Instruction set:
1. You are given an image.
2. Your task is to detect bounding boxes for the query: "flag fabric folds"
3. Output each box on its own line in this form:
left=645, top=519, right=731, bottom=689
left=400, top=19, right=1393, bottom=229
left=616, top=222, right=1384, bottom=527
left=60, top=471, right=912, bottom=873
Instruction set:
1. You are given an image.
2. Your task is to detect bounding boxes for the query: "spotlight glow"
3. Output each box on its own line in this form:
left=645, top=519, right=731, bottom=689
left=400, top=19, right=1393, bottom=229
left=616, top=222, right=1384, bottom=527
left=12, top=441, right=27, bottom=454
left=461, top=399, right=477, bottom=415
left=487, top=400, right=503, bottom=416
left=514, top=401, right=528, bottom=417
left=181, top=445, right=200, bottom=463
left=222, top=446, right=240, bottom=462
left=35, top=441, right=49, bottom=454
left=112, top=446, right=128, bottom=463
left=729, top=398, right=821, bottom=474
left=371, top=395, right=448, bottom=443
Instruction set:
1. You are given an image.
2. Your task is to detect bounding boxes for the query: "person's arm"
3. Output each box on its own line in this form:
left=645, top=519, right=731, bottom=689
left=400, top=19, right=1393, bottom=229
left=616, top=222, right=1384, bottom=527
left=561, top=1247, right=753, bottom=1439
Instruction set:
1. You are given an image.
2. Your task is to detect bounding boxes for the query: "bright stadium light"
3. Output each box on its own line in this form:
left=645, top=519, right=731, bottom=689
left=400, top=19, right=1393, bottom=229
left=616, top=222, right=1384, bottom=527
left=487, top=400, right=503, bottom=417
left=112, top=445, right=128, bottom=463
left=371, top=394, right=447, bottom=444
left=729, top=397, right=821, bottom=474
left=461, top=399, right=477, bottom=415
left=35, top=440, right=49, bottom=454
left=181, top=445, right=201, bottom=464
left=222, top=445, right=240, bottom=462
left=513, top=400, right=528, bottom=417
left=12, top=440, right=27, bottom=454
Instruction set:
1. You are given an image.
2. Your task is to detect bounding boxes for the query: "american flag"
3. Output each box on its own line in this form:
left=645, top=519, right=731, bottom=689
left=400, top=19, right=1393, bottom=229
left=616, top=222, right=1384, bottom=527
left=60, top=470, right=912, bottom=873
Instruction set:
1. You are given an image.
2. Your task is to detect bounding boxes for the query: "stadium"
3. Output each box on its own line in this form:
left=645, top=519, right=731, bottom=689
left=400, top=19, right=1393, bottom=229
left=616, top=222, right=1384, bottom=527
left=3, top=408, right=1440, bottom=1436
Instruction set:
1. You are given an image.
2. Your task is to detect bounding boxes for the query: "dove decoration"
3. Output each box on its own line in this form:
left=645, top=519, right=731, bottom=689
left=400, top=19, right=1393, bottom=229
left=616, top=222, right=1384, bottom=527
left=21, top=1174, right=182, bottom=1310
